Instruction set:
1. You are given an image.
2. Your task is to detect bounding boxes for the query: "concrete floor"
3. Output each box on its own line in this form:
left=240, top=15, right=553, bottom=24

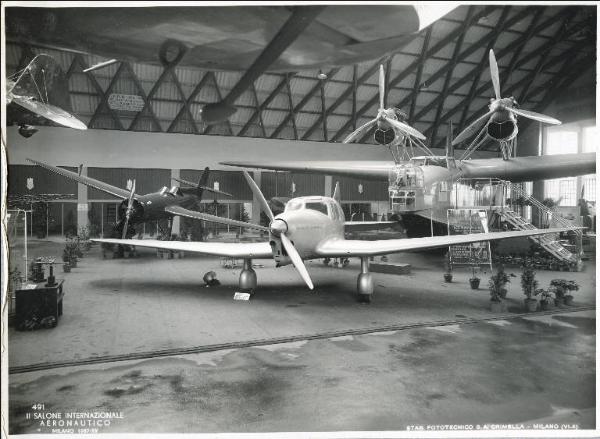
left=6, top=238, right=597, bottom=433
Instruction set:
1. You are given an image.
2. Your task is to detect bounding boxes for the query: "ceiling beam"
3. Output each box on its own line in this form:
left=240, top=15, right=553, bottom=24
left=517, top=10, right=578, bottom=103
left=203, top=72, right=234, bottom=135
left=202, top=6, right=325, bottom=124
left=167, top=72, right=211, bottom=133
left=87, top=61, right=127, bottom=130
left=126, top=62, right=164, bottom=132
left=299, top=61, right=384, bottom=140
left=271, top=67, right=339, bottom=139
left=409, top=27, right=433, bottom=123
left=429, top=6, right=474, bottom=146
left=251, top=82, right=267, bottom=138
left=423, top=7, right=573, bottom=146
left=237, top=76, right=289, bottom=137
left=285, top=73, right=298, bottom=140
left=331, top=5, right=495, bottom=142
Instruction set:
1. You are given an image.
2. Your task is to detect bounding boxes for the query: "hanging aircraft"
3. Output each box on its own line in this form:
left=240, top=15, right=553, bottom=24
left=221, top=149, right=595, bottom=235
left=27, top=158, right=231, bottom=239
left=5, top=4, right=455, bottom=123
left=94, top=171, right=577, bottom=303
left=452, top=49, right=562, bottom=160
left=7, top=54, right=87, bottom=136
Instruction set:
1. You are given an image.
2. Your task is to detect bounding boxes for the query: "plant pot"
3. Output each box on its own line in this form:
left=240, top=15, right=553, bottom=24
left=554, top=297, right=565, bottom=307
left=443, top=273, right=453, bottom=283
left=564, top=295, right=574, bottom=306
left=524, top=298, right=538, bottom=312
left=469, top=278, right=480, bottom=289
left=63, top=263, right=71, bottom=273
left=540, top=299, right=552, bottom=311
left=70, top=258, right=77, bottom=268
left=499, top=288, right=508, bottom=299
left=490, top=300, right=506, bottom=313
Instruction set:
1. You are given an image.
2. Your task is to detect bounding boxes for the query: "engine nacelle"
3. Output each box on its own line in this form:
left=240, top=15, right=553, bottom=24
left=487, top=109, right=518, bottom=142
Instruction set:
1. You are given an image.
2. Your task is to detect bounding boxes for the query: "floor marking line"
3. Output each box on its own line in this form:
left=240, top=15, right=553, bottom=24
left=9, top=305, right=595, bottom=374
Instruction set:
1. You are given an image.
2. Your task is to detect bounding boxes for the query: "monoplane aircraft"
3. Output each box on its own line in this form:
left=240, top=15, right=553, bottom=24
left=7, top=54, right=87, bottom=136
left=5, top=5, right=454, bottom=123
left=94, top=171, right=575, bottom=303
left=27, top=158, right=230, bottom=239
left=452, top=49, right=562, bottom=160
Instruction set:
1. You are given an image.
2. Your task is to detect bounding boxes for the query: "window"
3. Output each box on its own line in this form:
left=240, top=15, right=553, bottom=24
left=583, top=126, right=597, bottom=153
left=545, top=127, right=578, bottom=155
left=582, top=175, right=596, bottom=202
left=305, top=202, right=328, bottom=215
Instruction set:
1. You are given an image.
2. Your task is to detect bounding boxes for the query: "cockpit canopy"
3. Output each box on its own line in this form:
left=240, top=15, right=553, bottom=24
left=284, top=197, right=345, bottom=221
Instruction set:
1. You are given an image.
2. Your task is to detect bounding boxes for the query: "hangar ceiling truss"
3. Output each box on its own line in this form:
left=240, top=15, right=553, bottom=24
left=5, top=5, right=596, bottom=152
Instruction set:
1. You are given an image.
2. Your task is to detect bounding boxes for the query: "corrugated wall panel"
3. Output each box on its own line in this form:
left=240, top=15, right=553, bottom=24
left=87, top=168, right=171, bottom=200
left=8, top=165, right=78, bottom=197
left=337, top=176, right=388, bottom=201
left=260, top=172, right=293, bottom=199
left=180, top=169, right=252, bottom=200
left=290, top=173, right=325, bottom=197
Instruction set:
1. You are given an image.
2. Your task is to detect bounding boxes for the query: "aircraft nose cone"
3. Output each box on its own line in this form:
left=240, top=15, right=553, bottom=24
left=270, top=218, right=288, bottom=235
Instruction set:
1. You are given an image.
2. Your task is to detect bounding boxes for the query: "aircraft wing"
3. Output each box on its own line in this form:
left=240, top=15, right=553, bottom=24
left=222, top=160, right=393, bottom=180
left=344, top=221, right=397, bottom=232
left=27, top=158, right=132, bottom=199
left=460, top=153, right=596, bottom=183
left=91, top=238, right=273, bottom=259
left=165, top=206, right=268, bottom=232
left=316, top=227, right=576, bottom=257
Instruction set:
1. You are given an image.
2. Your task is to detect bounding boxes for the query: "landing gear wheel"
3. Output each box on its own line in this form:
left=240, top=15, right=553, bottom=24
left=358, top=294, right=372, bottom=303
left=342, top=258, right=350, bottom=268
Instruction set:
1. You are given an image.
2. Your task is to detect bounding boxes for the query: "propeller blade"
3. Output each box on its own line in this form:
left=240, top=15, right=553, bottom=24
left=386, top=117, right=426, bottom=140
left=342, top=118, right=377, bottom=143
left=508, top=107, right=561, bottom=125
left=452, top=110, right=494, bottom=145
left=379, top=64, right=385, bottom=110
left=280, top=233, right=314, bottom=290
left=489, top=49, right=501, bottom=100
left=122, top=179, right=136, bottom=239
left=242, top=170, right=274, bottom=221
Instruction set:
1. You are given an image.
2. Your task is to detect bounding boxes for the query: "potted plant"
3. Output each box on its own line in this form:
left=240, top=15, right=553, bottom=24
left=521, top=264, right=539, bottom=312
left=564, top=280, right=579, bottom=305
left=550, top=279, right=579, bottom=306
left=469, top=267, right=480, bottom=289
left=491, top=265, right=510, bottom=299
left=443, top=253, right=453, bottom=282
left=537, top=288, right=553, bottom=311
left=488, top=267, right=509, bottom=313
left=63, top=238, right=79, bottom=269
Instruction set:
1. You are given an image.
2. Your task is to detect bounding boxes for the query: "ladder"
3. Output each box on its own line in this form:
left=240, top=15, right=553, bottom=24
left=508, top=183, right=582, bottom=237
left=500, top=209, right=578, bottom=263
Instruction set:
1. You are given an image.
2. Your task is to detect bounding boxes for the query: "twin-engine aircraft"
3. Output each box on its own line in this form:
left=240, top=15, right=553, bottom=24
left=27, top=158, right=231, bottom=239
left=94, top=171, right=575, bottom=303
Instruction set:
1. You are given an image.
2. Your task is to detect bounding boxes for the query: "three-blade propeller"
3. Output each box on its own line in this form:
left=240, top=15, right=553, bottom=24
left=452, top=49, right=561, bottom=146
left=343, top=64, right=426, bottom=144
left=121, top=179, right=136, bottom=239
left=242, top=171, right=314, bottom=290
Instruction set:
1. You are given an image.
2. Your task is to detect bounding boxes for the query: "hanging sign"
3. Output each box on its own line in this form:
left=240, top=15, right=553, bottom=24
left=108, top=93, right=145, bottom=112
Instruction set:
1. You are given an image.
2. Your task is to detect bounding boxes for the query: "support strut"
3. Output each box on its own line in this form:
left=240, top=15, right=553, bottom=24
left=357, top=256, right=374, bottom=303
left=239, top=258, right=257, bottom=293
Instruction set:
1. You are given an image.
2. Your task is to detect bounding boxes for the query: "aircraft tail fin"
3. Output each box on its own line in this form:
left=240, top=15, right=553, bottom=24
left=446, top=121, right=455, bottom=158
left=332, top=182, right=341, bottom=204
